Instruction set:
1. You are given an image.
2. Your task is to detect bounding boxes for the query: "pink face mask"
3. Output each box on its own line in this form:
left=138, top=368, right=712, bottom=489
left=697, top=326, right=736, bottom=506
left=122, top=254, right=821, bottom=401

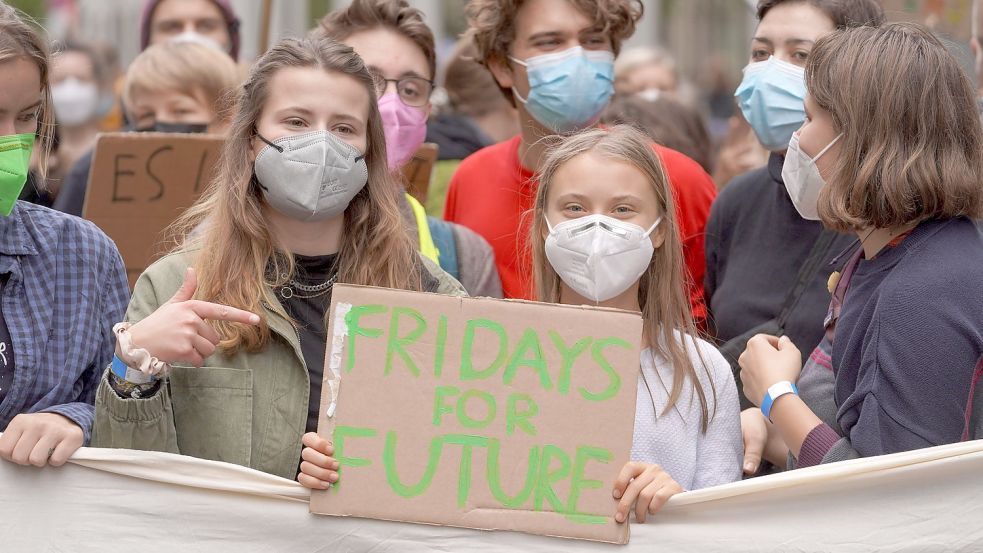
left=378, top=92, right=428, bottom=171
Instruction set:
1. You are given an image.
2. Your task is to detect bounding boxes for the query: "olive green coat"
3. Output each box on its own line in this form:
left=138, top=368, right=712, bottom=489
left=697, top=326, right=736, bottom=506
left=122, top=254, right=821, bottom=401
left=91, top=250, right=465, bottom=480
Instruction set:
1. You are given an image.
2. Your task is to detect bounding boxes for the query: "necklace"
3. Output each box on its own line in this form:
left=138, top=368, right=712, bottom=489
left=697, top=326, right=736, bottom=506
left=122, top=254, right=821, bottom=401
left=279, top=272, right=338, bottom=300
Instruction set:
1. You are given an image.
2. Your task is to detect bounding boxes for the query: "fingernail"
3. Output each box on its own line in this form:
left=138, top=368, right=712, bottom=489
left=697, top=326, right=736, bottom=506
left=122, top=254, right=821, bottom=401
left=744, top=462, right=755, bottom=472
left=615, top=513, right=624, bottom=523
left=328, top=473, right=339, bottom=482
left=250, top=314, right=261, bottom=324
left=613, top=490, right=621, bottom=499
left=321, top=482, right=331, bottom=489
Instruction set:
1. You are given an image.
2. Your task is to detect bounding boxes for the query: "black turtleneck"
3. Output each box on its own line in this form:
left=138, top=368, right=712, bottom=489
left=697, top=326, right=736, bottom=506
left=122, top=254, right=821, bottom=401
left=704, top=153, right=856, bottom=365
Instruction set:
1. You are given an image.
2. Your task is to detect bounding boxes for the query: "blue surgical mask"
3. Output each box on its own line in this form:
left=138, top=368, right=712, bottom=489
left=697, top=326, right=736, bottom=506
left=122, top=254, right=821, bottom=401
left=735, top=56, right=807, bottom=151
left=510, top=46, right=615, bottom=134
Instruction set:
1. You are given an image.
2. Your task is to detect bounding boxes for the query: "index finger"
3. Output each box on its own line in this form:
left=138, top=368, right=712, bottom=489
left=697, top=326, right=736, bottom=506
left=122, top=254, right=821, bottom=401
left=187, top=301, right=261, bottom=325
left=612, top=462, right=643, bottom=499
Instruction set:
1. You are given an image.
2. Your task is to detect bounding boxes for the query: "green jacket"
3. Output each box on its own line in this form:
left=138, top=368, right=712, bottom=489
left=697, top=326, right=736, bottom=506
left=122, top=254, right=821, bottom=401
left=91, top=250, right=465, bottom=480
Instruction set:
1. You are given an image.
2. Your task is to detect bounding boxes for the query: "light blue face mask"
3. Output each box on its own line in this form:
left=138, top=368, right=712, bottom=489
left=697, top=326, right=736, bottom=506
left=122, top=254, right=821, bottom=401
left=510, top=46, right=615, bottom=134
left=735, top=56, right=807, bottom=152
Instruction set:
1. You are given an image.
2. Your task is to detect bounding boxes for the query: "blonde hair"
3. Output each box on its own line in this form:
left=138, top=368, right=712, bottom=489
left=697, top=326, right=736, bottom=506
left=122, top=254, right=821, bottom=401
left=530, top=125, right=715, bottom=432
left=808, top=23, right=983, bottom=231
left=0, top=3, right=54, bottom=181
left=123, top=41, right=240, bottom=123
left=168, top=36, right=422, bottom=353
left=613, top=46, right=677, bottom=85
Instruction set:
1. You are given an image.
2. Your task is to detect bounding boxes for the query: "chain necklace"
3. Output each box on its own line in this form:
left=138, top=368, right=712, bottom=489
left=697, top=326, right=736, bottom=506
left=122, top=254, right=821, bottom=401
left=279, top=272, right=339, bottom=300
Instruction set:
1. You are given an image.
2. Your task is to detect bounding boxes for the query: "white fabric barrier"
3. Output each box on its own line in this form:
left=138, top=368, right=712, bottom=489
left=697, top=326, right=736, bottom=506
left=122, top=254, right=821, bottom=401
left=2, top=439, right=982, bottom=552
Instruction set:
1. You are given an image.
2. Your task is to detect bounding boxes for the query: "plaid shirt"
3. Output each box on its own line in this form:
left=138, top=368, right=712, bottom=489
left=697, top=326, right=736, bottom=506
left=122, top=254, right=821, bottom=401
left=0, top=202, right=128, bottom=444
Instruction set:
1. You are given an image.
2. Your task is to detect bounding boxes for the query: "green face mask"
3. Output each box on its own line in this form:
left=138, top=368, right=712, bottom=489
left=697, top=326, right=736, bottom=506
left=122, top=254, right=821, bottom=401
left=0, top=133, right=35, bottom=217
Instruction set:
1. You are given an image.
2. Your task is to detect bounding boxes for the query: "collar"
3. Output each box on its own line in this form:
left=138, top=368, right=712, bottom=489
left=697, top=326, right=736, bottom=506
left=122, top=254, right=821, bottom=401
left=0, top=203, right=39, bottom=257
left=768, top=152, right=785, bottom=184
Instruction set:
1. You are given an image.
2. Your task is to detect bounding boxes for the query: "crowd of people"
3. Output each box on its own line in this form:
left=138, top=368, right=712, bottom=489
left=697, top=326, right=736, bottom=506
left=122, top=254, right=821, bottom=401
left=0, top=0, right=981, bottom=529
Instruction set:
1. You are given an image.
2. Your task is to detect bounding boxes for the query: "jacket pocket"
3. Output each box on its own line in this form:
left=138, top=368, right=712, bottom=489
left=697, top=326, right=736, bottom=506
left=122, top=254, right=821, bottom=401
left=168, top=366, right=254, bottom=467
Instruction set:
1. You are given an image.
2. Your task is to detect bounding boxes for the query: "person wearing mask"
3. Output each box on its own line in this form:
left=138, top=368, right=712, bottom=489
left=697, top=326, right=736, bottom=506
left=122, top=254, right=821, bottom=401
left=703, top=0, right=884, bottom=415
left=53, top=41, right=239, bottom=217
left=444, top=0, right=716, bottom=328
left=314, top=0, right=503, bottom=298
left=0, top=2, right=129, bottom=469
left=48, top=40, right=106, bottom=192
left=739, top=23, right=983, bottom=469
left=140, top=0, right=240, bottom=60
left=530, top=125, right=741, bottom=522
left=91, top=37, right=464, bottom=489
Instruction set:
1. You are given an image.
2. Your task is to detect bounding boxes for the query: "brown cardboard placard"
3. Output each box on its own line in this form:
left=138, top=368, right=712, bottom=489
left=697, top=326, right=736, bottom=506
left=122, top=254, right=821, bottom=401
left=311, top=284, right=642, bottom=544
left=83, top=132, right=223, bottom=286
left=400, top=142, right=438, bottom=205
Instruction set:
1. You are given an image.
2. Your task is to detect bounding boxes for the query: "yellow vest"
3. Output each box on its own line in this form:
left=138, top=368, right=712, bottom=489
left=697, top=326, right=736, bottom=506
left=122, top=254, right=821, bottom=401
left=405, top=193, right=440, bottom=264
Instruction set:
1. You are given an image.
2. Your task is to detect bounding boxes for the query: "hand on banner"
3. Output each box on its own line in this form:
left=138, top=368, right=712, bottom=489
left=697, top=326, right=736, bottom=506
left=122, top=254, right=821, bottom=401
left=125, top=268, right=262, bottom=367
left=298, top=432, right=339, bottom=490
left=612, top=462, right=684, bottom=523
left=738, top=334, right=802, bottom=407
left=0, top=413, right=84, bottom=467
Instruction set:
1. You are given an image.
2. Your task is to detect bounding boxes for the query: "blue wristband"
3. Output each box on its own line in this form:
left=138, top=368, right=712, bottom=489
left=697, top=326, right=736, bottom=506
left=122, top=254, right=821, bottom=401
left=761, top=381, right=798, bottom=420
left=111, top=355, right=156, bottom=385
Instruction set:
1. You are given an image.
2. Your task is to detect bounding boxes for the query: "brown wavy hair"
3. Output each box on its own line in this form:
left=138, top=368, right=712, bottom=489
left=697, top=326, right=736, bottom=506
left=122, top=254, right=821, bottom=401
left=168, top=36, right=421, bottom=353
left=530, top=125, right=715, bottom=432
left=0, top=3, right=54, bottom=181
left=314, top=0, right=436, bottom=79
left=808, top=23, right=983, bottom=231
left=756, top=0, right=884, bottom=27
left=467, top=0, right=643, bottom=104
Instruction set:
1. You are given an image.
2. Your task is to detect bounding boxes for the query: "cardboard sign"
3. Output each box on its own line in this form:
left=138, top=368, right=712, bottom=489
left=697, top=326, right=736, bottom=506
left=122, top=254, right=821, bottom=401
left=84, top=132, right=223, bottom=286
left=311, top=285, right=643, bottom=544
left=400, top=143, right=438, bottom=206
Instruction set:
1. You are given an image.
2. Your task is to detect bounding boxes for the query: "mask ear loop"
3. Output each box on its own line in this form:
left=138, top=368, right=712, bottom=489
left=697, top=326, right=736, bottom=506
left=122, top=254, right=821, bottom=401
left=811, top=133, right=843, bottom=163
left=256, top=133, right=284, bottom=153
left=642, top=216, right=663, bottom=238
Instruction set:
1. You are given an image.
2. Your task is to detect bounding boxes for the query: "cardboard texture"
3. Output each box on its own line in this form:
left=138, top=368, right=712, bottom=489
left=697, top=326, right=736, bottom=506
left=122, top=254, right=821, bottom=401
left=400, top=143, right=438, bottom=205
left=83, top=132, right=223, bottom=286
left=311, top=285, right=643, bottom=544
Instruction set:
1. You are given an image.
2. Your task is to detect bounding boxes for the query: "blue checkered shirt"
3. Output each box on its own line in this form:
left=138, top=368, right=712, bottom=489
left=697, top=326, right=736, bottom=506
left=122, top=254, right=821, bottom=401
left=0, top=202, right=129, bottom=444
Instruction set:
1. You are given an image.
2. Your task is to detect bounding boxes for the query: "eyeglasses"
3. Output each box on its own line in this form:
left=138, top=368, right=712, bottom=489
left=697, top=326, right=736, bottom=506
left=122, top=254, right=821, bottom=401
left=370, top=71, right=434, bottom=107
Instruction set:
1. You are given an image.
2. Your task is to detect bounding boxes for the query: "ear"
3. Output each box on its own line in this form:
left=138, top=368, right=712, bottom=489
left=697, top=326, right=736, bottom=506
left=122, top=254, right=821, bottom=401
left=649, top=219, right=667, bottom=249
left=487, top=57, right=515, bottom=91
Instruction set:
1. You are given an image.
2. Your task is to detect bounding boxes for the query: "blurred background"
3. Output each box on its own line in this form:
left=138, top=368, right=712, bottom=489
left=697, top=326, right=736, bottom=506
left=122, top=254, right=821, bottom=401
left=8, top=0, right=975, bottom=201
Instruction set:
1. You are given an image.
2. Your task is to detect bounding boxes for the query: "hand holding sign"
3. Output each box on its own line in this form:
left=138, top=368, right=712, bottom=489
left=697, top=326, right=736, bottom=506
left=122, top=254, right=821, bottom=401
left=298, top=432, right=340, bottom=490
left=125, top=268, right=261, bottom=367
left=612, top=462, right=684, bottom=523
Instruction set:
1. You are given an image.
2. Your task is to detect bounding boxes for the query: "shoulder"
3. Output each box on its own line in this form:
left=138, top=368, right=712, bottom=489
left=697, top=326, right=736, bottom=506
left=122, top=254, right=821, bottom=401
left=133, top=249, right=198, bottom=296
left=451, top=136, right=520, bottom=182
left=17, top=202, right=120, bottom=268
left=419, top=253, right=467, bottom=297
left=707, top=164, right=771, bottom=224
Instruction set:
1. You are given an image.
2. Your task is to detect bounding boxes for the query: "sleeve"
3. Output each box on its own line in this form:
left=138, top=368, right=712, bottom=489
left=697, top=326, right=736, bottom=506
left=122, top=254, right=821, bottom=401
left=797, top=288, right=980, bottom=467
left=692, top=344, right=743, bottom=489
left=42, top=236, right=130, bottom=445
left=90, top=262, right=181, bottom=453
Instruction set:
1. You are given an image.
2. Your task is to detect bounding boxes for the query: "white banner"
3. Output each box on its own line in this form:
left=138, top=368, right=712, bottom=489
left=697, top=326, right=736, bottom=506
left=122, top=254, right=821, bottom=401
left=2, top=439, right=982, bottom=552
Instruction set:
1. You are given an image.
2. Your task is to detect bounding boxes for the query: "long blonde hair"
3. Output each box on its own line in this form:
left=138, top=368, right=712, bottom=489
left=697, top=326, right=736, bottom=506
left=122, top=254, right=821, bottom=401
left=530, top=125, right=715, bottom=431
left=0, top=3, right=54, bottom=181
left=169, top=37, right=422, bottom=354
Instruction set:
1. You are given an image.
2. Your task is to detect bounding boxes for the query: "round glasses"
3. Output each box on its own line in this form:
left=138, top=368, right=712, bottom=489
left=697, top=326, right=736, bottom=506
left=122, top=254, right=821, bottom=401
left=371, top=71, right=434, bottom=107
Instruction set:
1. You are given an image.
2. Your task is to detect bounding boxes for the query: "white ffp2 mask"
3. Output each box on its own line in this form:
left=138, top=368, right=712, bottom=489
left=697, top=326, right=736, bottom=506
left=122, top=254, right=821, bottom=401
left=544, top=214, right=661, bottom=303
left=781, top=132, right=842, bottom=220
